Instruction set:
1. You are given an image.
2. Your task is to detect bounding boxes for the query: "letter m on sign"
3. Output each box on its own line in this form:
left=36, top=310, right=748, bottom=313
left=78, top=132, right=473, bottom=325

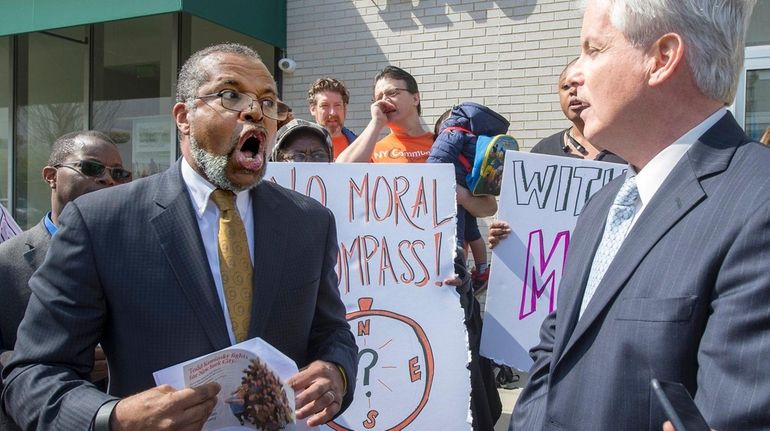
left=519, top=229, right=570, bottom=320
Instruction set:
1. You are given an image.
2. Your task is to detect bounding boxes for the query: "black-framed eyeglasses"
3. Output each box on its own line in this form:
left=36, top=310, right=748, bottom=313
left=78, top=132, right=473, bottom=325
left=373, top=87, right=410, bottom=102
left=54, top=160, right=132, bottom=183
left=280, top=150, right=331, bottom=163
left=195, top=90, right=290, bottom=121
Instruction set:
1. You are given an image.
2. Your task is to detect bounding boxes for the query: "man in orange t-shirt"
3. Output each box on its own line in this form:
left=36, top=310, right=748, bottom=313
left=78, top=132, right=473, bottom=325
left=307, top=77, right=358, bottom=160
left=369, top=131, right=433, bottom=163
left=336, top=66, right=433, bottom=164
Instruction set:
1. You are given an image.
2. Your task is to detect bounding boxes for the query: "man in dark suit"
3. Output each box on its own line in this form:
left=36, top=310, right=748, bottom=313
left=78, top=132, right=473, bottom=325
left=2, top=43, right=357, bottom=430
left=504, top=1, right=769, bottom=430
left=0, top=130, right=126, bottom=430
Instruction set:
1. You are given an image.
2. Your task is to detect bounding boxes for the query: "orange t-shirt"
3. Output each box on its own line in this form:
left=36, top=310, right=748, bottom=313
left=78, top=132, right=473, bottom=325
left=370, top=132, right=434, bottom=163
left=332, top=134, right=349, bottom=160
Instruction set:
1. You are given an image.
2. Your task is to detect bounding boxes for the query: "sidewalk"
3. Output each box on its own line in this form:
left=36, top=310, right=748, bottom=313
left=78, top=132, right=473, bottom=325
left=495, top=388, right=521, bottom=431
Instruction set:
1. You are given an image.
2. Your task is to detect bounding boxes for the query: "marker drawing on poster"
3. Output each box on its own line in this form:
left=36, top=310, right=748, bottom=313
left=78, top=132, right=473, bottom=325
left=480, top=151, right=626, bottom=370
left=266, top=163, right=472, bottom=430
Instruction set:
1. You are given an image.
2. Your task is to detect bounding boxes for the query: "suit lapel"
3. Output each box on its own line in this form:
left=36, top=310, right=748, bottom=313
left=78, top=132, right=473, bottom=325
left=248, top=182, right=288, bottom=337
left=554, top=113, right=742, bottom=367
left=151, top=161, right=230, bottom=351
left=22, top=221, right=52, bottom=270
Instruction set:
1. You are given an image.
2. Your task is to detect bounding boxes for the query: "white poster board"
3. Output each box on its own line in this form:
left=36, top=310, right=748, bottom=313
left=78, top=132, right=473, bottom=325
left=266, top=163, right=472, bottom=431
left=480, top=151, right=626, bottom=370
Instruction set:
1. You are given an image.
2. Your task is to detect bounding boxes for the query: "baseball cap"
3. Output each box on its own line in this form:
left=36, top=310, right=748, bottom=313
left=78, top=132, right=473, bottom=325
left=270, top=119, right=333, bottom=161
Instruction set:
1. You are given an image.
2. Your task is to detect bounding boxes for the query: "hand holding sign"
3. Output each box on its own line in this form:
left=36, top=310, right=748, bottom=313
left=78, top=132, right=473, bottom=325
left=488, top=220, right=512, bottom=249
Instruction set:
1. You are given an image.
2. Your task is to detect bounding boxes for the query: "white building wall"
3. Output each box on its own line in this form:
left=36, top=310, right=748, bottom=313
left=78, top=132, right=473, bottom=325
left=282, top=0, right=582, bottom=149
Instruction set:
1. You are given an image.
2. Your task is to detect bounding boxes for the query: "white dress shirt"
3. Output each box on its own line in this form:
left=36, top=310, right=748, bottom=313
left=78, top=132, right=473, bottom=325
left=628, top=107, right=727, bottom=228
left=181, top=158, right=255, bottom=345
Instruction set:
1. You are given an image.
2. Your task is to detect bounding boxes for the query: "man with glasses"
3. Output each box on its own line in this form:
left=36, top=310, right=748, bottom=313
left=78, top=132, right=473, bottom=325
left=270, top=119, right=333, bottom=163
left=336, top=65, right=434, bottom=163
left=0, top=130, right=126, bottom=429
left=2, top=43, right=357, bottom=430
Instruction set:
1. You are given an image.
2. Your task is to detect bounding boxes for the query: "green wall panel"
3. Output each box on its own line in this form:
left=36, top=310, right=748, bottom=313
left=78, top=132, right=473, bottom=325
left=0, top=0, right=182, bottom=36
left=0, top=0, right=286, bottom=48
left=182, top=0, right=286, bottom=48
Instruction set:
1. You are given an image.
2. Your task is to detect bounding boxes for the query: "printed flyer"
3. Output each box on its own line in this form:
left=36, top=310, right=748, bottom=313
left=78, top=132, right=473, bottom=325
left=154, top=338, right=307, bottom=431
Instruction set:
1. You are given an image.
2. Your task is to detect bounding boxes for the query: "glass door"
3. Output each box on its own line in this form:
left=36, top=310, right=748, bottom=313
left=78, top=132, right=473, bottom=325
left=732, top=47, right=770, bottom=142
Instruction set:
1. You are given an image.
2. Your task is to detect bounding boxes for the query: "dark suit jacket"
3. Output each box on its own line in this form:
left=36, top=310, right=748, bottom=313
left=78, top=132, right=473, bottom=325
left=1, top=160, right=358, bottom=430
left=0, top=221, right=49, bottom=366
left=0, top=221, right=49, bottom=431
left=511, top=113, right=770, bottom=430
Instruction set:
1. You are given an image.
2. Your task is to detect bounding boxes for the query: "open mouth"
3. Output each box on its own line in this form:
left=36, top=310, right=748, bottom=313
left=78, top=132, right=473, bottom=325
left=235, top=129, right=265, bottom=171
left=569, top=99, right=589, bottom=111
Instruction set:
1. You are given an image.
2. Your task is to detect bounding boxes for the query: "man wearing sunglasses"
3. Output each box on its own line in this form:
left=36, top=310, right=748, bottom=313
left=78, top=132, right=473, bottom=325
left=0, top=130, right=126, bottom=429
left=2, top=43, right=357, bottom=431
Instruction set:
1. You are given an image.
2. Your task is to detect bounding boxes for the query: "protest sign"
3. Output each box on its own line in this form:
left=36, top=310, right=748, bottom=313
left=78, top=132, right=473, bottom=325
left=0, top=203, right=21, bottom=243
left=480, top=152, right=625, bottom=370
left=266, top=163, right=472, bottom=431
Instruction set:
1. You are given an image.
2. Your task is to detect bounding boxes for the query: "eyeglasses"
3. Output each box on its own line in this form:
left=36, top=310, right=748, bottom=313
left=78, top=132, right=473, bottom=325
left=280, top=151, right=331, bottom=162
left=195, top=90, right=290, bottom=121
left=54, top=160, right=132, bottom=183
left=373, top=87, right=410, bottom=102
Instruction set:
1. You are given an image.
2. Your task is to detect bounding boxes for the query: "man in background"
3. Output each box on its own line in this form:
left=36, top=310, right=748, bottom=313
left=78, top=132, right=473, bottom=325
left=0, top=130, right=127, bottom=429
left=530, top=58, right=624, bottom=164
left=271, top=118, right=333, bottom=163
left=308, top=77, right=357, bottom=160
left=337, top=65, right=433, bottom=164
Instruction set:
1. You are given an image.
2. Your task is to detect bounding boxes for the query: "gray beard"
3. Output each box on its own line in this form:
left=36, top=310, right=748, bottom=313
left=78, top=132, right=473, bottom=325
left=189, top=133, right=263, bottom=193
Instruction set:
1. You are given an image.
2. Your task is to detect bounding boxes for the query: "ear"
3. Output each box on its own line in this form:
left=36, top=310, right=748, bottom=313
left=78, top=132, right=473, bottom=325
left=412, top=91, right=420, bottom=108
left=309, top=103, right=317, bottom=116
left=42, top=166, right=57, bottom=189
left=173, top=102, right=191, bottom=135
left=647, top=33, right=684, bottom=87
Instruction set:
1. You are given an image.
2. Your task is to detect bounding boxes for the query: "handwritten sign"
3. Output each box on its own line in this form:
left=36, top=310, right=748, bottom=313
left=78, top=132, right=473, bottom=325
left=480, top=152, right=625, bottom=370
left=266, top=163, right=472, bottom=430
left=0, top=204, right=21, bottom=243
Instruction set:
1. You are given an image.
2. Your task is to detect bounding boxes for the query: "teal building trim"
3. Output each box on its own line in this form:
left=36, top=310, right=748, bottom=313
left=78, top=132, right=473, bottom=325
left=0, top=0, right=286, bottom=47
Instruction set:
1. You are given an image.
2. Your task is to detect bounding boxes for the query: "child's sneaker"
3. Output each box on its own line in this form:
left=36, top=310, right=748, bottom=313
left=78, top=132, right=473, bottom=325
left=471, top=267, right=489, bottom=293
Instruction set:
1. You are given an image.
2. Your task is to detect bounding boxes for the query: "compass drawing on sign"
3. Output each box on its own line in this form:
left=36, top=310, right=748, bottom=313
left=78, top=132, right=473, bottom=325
left=328, top=297, right=435, bottom=431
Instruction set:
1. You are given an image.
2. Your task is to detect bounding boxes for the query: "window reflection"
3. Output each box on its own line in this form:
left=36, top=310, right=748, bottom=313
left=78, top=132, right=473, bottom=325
left=745, top=69, right=770, bottom=141
left=14, top=27, right=88, bottom=228
left=747, top=1, right=770, bottom=47
left=1, top=37, right=10, bottom=208
left=92, top=15, right=176, bottom=180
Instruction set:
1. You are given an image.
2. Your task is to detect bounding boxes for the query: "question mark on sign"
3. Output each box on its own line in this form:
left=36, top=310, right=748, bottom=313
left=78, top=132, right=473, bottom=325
left=358, top=348, right=379, bottom=397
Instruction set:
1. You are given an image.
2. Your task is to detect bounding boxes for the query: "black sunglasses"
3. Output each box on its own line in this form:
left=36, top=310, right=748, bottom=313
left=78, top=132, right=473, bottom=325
left=54, top=160, right=132, bottom=183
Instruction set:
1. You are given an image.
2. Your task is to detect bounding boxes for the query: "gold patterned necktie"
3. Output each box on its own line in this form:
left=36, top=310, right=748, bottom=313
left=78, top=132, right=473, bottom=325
left=210, top=189, right=253, bottom=342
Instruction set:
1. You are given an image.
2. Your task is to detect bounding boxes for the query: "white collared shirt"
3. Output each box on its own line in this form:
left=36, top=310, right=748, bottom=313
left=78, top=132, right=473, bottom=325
left=628, top=107, right=727, bottom=227
left=181, top=158, right=255, bottom=345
